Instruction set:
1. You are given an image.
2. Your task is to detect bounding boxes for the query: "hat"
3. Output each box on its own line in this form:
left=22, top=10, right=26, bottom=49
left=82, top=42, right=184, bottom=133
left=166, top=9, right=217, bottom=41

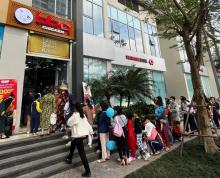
left=59, top=82, right=68, bottom=90
left=180, top=96, right=189, bottom=102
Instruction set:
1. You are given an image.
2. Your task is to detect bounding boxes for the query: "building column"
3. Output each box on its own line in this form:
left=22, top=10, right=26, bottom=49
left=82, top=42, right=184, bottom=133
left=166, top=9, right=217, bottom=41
left=72, top=0, right=84, bottom=102
left=103, top=0, right=109, bottom=38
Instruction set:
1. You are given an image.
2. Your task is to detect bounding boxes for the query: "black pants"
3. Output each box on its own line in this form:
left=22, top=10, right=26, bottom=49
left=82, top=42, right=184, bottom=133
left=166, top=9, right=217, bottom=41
left=0, top=116, right=5, bottom=134
left=184, top=114, right=197, bottom=132
left=172, top=132, right=181, bottom=140
left=213, top=113, right=220, bottom=128
left=67, top=137, right=90, bottom=173
left=115, top=135, right=129, bottom=159
left=148, top=136, right=163, bottom=154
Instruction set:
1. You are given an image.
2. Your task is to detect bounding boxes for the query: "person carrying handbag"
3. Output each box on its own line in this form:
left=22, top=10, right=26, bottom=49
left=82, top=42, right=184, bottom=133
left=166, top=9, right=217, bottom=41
left=112, top=107, right=129, bottom=166
left=65, top=103, right=93, bottom=177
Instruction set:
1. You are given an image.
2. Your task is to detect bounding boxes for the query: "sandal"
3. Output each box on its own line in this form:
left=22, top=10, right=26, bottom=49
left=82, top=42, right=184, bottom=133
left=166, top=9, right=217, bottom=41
left=120, top=160, right=125, bottom=166
left=124, top=158, right=130, bottom=165
left=1, top=135, right=6, bottom=139
left=97, top=159, right=106, bottom=163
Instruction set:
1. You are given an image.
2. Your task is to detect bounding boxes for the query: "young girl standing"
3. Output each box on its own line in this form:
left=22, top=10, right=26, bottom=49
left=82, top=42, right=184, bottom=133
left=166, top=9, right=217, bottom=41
left=126, top=112, right=136, bottom=161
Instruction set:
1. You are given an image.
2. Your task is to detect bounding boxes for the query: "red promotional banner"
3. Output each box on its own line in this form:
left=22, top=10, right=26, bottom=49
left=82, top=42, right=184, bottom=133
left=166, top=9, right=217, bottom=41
left=0, top=79, right=17, bottom=131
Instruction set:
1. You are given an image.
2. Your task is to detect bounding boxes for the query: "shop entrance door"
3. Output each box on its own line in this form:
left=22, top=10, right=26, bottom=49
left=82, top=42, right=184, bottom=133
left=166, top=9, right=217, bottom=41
left=21, top=56, right=67, bottom=127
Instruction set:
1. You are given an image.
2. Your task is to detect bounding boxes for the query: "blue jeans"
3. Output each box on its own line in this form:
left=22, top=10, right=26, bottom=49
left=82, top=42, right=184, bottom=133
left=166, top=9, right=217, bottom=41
left=31, top=116, right=39, bottom=133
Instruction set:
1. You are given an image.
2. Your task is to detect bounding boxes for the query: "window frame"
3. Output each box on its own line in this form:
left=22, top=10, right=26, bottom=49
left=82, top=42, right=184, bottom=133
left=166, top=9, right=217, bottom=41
left=83, top=0, right=104, bottom=36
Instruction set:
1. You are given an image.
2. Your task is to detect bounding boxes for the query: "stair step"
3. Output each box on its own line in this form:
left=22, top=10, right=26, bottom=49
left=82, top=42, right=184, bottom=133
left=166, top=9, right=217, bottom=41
left=16, top=152, right=98, bottom=178
left=0, top=139, right=66, bottom=160
left=0, top=133, right=64, bottom=151
left=0, top=138, right=98, bottom=170
left=0, top=145, right=67, bottom=170
left=0, top=146, right=96, bottom=178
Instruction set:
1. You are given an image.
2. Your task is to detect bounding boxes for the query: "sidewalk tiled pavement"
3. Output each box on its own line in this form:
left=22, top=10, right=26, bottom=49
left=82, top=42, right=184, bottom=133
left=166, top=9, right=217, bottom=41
left=49, top=137, right=195, bottom=178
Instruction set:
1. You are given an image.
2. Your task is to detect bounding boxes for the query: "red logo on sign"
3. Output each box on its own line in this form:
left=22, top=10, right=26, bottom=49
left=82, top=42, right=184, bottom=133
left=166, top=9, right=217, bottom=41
left=126, top=55, right=154, bottom=66
left=148, top=59, right=154, bottom=65
left=35, top=12, right=71, bottom=35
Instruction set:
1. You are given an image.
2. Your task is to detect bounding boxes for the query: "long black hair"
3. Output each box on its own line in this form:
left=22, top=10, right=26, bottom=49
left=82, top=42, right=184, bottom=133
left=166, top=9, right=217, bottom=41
left=75, top=102, right=84, bottom=118
left=69, top=94, right=76, bottom=115
left=99, top=101, right=108, bottom=111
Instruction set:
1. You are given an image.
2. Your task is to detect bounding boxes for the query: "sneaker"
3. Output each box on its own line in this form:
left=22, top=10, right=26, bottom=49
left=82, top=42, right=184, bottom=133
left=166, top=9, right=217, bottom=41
left=129, top=157, right=136, bottom=162
left=137, top=155, right=142, bottom=160
left=144, top=153, right=151, bottom=161
left=65, top=157, right=72, bottom=164
left=65, top=141, right=71, bottom=147
left=81, top=172, right=91, bottom=177
left=96, top=150, right=101, bottom=154
left=154, top=151, right=160, bottom=155
left=62, top=135, right=69, bottom=140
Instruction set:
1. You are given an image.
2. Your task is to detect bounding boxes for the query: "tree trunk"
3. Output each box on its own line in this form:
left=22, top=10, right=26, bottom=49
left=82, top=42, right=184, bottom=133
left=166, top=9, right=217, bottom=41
left=183, top=32, right=218, bottom=154
left=120, top=94, right=123, bottom=107
left=127, top=95, right=131, bottom=107
left=106, top=95, right=111, bottom=107
left=191, top=64, right=218, bottom=153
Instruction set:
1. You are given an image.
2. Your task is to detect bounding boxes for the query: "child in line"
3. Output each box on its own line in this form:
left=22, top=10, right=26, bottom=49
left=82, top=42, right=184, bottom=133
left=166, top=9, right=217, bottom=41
left=144, top=119, right=164, bottom=155
left=126, top=112, right=136, bottom=161
left=31, top=94, right=42, bottom=136
left=173, top=121, right=181, bottom=141
left=134, top=111, right=150, bottom=161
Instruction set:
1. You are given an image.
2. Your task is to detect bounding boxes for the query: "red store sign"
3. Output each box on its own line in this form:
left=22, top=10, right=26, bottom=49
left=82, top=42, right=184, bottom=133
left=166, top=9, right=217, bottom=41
left=126, top=55, right=154, bottom=65
left=6, top=1, right=74, bottom=40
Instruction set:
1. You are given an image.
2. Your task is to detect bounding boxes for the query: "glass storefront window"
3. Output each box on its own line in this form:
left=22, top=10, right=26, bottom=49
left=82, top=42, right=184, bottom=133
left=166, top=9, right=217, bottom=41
left=83, top=0, right=93, bottom=17
left=56, top=0, right=69, bottom=18
left=201, top=76, right=212, bottom=97
left=83, top=57, right=107, bottom=82
left=127, top=15, right=134, bottom=27
left=83, top=17, right=93, bottom=34
left=108, top=5, right=144, bottom=53
left=152, top=71, right=167, bottom=101
left=118, top=10, right=127, bottom=24
left=135, top=29, right=143, bottom=53
left=120, top=24, right=129, bottom=49
left=185, top=74, right=212, bottom=99
left=144, top=23, right=161, bottom=57
left=93, top=4, right=104, bottom=36
left=185, top=74, right=194, bottom=100
left=33, top=0, right=55, bottom=13
left=93, top=0, right=103, bottom=6
left=32, top=0, right=71, bottom=19
left=110, top=6, right=118, bottom=20
left=133, top=18, right=141, bottom=30
left=83, top=0, right=104, bottom=36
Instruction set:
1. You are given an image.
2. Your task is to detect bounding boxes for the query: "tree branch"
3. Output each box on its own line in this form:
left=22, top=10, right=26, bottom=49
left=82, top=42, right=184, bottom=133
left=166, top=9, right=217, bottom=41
left=172, top=0, right=191, bottom=24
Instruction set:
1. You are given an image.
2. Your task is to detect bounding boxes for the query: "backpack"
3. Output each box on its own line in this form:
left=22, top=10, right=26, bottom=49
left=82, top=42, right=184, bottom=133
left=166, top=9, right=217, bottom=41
left=113, top=117, right=124, bottom=137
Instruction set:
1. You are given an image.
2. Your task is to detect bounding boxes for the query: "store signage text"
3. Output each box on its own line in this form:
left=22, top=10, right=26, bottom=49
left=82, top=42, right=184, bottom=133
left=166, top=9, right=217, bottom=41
left=126, top=55, right=154, bottom=65
left=15, top=8, right=33, bottom=24
left=28, top=34, right=70, bottom=59
left=35, top=12, right=71, bottom=35
left=6, top=1, right=74, bottom=40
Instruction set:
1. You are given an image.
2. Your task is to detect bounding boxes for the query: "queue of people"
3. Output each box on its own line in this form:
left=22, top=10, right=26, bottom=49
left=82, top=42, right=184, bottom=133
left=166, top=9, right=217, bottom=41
left=1, top=83, right=220, bottom=177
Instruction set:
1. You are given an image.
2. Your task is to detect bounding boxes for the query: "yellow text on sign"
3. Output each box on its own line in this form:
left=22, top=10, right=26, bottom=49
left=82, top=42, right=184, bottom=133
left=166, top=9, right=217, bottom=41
left=27, top=35, right=70, bottom=59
